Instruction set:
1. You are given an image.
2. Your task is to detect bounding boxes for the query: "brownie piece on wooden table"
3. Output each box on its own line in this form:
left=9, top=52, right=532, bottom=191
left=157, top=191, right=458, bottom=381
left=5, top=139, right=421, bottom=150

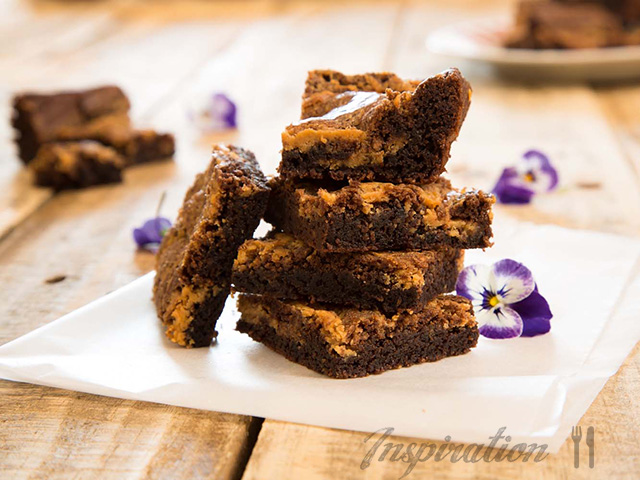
left=29, top=141, right=124, bottom=191
left=232, top=233, right=464, bottom=314
left=279, top=68, right=472, bottom=184
left=154, top=145, right=270, bottom=348
left=12, top=86, right=130, bottom=164
left=124, top=130, right=175, bottom=165
left=12, top=86, right=175, bottom=168
left=236, top=294, right=479, bottom=378
left=265, top=177, right=494, bottom=253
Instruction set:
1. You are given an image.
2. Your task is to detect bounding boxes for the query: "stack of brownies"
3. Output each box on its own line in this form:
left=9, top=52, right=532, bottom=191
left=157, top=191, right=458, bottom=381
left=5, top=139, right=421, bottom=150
left=231, top=69, right=495, bottom=378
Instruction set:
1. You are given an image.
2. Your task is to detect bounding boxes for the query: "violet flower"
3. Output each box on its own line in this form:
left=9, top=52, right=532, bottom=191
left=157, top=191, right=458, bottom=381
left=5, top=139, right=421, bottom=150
left=456, top=259, right=552, bottom=339
left=133, top=217, right=171, bottom=253
left=493, top=150, right=559, bottom=204
left=190, top=93, right=237, bottom=132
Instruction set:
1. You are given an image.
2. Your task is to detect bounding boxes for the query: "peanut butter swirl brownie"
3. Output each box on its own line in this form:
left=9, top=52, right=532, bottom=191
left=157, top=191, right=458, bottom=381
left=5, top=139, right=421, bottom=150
left=30, top=141, right=125, bottom=191
left=12, top=86, right=131, bottom=164
left=301, top=70, right=420, bottom=118
left=265, top=177, right=494, bottom=253
left=153, top=145, right=270, bottom=348
left=232, top=233, right=463, bottom=314
left=279, top=68, right=471, bottom=184
left=236, top=294, right=479, bottom=378
left=124, top=130, right=175, bottom=166
left=12, top=86, right=175, bottom=170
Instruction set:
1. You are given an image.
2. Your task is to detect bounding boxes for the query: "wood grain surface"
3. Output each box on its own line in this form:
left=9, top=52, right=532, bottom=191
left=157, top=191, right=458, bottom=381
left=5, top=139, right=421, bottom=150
left=0, top=0, right=638, bottom=478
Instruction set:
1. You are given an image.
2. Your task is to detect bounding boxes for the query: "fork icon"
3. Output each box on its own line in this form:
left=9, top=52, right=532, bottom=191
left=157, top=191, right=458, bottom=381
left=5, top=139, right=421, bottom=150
left=571, top=426, right=582, bottom=468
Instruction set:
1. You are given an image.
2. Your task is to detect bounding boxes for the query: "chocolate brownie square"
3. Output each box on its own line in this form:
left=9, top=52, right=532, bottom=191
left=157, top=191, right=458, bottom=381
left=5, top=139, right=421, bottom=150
left=29, top=141, right=124, bottom=191
left=153, top=145, right=270, bottom=347
left=278, top=68, right=471, bottom=184
left=301, top=70, right=420, bottom=118
left=236, top=294, right=478, bottom=378
left=124, top=130, right=175, bottom=165
left=12, top=86, right=130, bottom=164
left=232, top=233, right=463, bottom=314
left=265, top=177, right=494, bottom=253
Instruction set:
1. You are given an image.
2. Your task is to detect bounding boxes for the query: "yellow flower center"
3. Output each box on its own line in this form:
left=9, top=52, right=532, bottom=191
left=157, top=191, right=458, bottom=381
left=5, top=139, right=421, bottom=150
left=488, top=296, right=500, bottom=308
left=524, top=172, right=535, bottom=183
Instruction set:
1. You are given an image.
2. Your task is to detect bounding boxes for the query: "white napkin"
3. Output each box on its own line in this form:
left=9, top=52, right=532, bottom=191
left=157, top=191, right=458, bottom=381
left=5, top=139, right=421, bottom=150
left=1, top=219, right=639, bottom=453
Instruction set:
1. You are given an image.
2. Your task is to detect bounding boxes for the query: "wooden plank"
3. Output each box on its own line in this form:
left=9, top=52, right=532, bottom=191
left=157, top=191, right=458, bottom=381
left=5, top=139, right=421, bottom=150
left=0, top=382, right=261, bottom=480
left=594, top=84, right=640, bottom=181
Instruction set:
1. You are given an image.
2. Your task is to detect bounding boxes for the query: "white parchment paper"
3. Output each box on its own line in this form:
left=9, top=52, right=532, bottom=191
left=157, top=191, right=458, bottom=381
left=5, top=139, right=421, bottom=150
left=1, top=219, right=639, bottom=453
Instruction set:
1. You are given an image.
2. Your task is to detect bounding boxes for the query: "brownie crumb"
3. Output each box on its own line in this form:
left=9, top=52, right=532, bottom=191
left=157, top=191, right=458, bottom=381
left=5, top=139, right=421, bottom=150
left=45, top=274, right=67, bottom=284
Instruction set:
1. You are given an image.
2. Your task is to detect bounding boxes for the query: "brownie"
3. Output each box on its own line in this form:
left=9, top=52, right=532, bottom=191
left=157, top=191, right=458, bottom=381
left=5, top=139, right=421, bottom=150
left=558, top=0, right=640, bottom=24
left=153, top=145, right=270, bottom=347
left=12, top=86, right=130, bottom=164
left=301, top=70, right=420, bottom=118
left=232, top=233, right=463, bottom=314
left=124, top=130, right=176, bottom=165
left=279, top=68, right=472, bottom=184
left=304, top=70, right=421, bottom=97
left=265, top=177, right=494, bottom=253
left=506, top=0, right=625, bottom=49
left=29, top=141, right=124, bottom=191
left=236, top=294, right=478, bottom=378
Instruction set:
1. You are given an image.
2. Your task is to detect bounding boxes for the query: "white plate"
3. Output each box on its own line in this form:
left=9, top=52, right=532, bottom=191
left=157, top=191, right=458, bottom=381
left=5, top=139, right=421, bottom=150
left=426, top=17, right=640, bottom=81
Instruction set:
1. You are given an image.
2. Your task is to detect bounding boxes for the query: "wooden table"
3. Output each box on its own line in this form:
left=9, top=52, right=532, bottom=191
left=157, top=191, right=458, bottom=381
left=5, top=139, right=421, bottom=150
left=1, top=0, right=639, bottom=478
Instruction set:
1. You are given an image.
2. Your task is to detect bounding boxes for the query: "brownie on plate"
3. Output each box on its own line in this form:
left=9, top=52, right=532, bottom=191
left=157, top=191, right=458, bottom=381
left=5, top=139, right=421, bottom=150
left=236, top=294, right=479, bottom=378
left=265, top=177, right=494, bottom=253
left=30, top=141, right=124, bottom=191
left=279, top=68, right=472, bottom=184
left=506, top=0, right=628, bottom=48
left=12, top=86, right=130, bottom=164
left=153, top=145, right=270, bottom=347
left=232, top=233, right=463, bottom=314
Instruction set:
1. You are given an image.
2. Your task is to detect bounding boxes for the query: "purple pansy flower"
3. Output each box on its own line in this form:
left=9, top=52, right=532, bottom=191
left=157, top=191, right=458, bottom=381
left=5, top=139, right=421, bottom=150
left=190, top=93, right=237, bottom=132
left=456, top=259, right=552, bottom=339
left=133, top=217, right=172, bottom=253
left=493, top=150, right=559, bottom=204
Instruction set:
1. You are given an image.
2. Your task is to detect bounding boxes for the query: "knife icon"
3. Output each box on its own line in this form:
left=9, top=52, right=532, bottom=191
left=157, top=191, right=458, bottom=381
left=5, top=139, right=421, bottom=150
left=586, top=426, right=595, bottom=468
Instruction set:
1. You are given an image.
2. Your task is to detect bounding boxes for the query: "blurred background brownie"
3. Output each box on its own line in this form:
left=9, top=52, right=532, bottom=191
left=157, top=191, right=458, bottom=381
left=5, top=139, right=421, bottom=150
left=12, top=86, right=130, bottom=164
left=12, top=85, right=176, bottom=191
left=124, top=130, right=176, bottom=166
left=29, top=141, right=124, bottom=191
left=506, top=0, right=640, bottom=48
